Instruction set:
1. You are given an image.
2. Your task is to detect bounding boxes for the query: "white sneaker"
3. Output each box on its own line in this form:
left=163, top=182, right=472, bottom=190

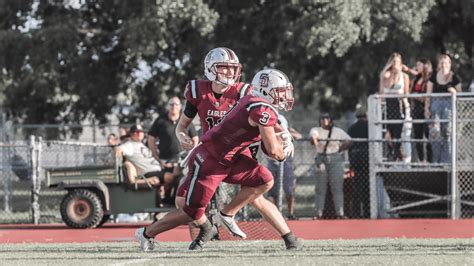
left=214, top=212, right=247, bottom=239
left=135, top=228, right=155, bottom=252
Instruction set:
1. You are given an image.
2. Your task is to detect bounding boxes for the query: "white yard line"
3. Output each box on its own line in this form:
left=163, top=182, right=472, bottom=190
left=111, top=258, right=156, bottom=266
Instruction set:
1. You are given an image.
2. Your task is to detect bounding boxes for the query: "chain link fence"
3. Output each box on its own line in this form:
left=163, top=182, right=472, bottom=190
left=0, top=137, right=114, bottom=224
left=0, top=141, right=32, bottom=223
left=0, top=93, right=473, bottom=225
left=367, top=93, right=474, bottom=219
left=455, top=95, right=474, bottom=218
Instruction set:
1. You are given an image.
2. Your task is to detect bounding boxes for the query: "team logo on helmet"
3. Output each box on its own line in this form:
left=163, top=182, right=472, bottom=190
left=259, top=73, right=269, bottom=87
left=251, top=69, right=295, bottom=111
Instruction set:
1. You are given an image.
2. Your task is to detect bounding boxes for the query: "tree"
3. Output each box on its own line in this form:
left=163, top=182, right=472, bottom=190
left=1, top=0, right=471, bottom=139
left=0, top=0, right=218, bottom=139
left=208, top=0, right=437, bottom=116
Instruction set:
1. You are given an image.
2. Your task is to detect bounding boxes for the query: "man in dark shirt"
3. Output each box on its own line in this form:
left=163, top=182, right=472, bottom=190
left=148, top=96, right=199, bottom=203
left=347, top=108, right=370, bottom=218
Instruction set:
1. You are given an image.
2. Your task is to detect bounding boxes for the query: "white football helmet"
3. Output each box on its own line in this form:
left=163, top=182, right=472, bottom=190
left=204, top=47, right=242, bottom=86
left=251, top=69, right=294, bottom=111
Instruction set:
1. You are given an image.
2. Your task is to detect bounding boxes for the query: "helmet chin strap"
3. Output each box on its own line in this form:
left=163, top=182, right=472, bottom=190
left=215, top=76, right=235, bottom=87
left=215, top=80, right=233, bottom=87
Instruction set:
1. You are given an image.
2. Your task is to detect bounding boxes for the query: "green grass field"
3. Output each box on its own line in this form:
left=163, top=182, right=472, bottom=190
left=1, top=238, right=472, bottom=265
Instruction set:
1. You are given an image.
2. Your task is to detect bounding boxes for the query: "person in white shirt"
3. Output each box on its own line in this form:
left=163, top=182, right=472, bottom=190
left=309, top=113, right=352, bottom=219
left=115, top=125, right=174, bottom=188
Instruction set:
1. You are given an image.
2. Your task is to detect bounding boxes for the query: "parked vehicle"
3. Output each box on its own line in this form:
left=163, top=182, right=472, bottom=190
left=46, top=163, right=174, bottom=228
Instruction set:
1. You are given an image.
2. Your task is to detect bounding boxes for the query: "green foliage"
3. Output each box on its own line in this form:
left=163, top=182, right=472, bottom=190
left=0, top=0, right=471, bottom=138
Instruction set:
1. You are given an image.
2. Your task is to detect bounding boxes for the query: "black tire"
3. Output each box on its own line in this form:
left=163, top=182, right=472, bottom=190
left=60, top=189, right=104, bottom=229
left=97, top=214, right=111, bottom=227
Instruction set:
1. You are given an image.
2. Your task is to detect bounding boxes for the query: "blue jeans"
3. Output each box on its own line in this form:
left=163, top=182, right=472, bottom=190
left=314, top=153, right=345, bottom=217
left=267, top=156, right=296, bottom=198
left=430, top=98, right=452, bottom=163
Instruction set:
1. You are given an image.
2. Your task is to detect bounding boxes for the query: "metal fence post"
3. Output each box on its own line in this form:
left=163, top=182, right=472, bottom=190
left=2, top=147, right=12, bottom=213
left=30, top=135, right=40, bottom=224
left=368, top=95, right=379, bottom=219
left=277, top=161, right=284, bottom=212
left=2, top=113, right=12, bottom=213
left=450, top=94, right=460, bottom=219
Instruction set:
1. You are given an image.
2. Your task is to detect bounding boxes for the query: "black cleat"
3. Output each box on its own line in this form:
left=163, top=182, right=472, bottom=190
left=283, top=232, right=303, bottom=250
left=188, top=239, right=205, bottom=251
left=188, top=222, right=218, bottom=251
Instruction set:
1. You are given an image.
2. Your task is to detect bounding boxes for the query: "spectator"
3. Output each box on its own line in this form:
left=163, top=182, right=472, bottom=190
left=267, top=114, right=302, bottom=220
left=147, top=96, right=199, bottom=203
left=347, top=108, right=370, bottom=218
left=403, top=59, right=433, bottom=162
left=107, top=133, right=118, bottom=147
left=425, top=54, right=462, bottom=163
left=115, top=124, right=174, bottom=189
left=309, top=113, right=352, bottom=219
left=119, top=127, right=130, bottom=143
left=379, top=53, right=410, bottom=161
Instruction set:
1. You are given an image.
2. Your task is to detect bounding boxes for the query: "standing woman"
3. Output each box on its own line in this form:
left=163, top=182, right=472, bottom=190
left=403, top=59, right=433, bottom=162
left=425, top=54, right=462, bottom=163
left=379, top=53, right=410, bottom=161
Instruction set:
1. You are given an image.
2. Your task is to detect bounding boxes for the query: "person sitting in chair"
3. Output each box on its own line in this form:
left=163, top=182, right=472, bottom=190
left=115, top=124, right=174, bottom=189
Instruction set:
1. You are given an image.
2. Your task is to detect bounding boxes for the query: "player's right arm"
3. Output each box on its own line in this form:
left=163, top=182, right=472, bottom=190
left=176, top=114, right=195, bottom=150
left=248, top=106, right=284, bottom=161
left=176, top=81, right=200, bottom=150
left=258, top=124, right=284, bottom=161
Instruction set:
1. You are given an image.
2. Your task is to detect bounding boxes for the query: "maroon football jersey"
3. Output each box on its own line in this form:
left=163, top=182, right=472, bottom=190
left=184, top=80, right=252, bottom=134
left=201, top=95, right=279, bottom=165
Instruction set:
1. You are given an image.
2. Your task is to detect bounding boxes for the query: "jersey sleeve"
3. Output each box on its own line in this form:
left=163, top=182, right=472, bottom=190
left=452, top=74, right=461, bottom=87
left=184, top=80, right=200, bottom=108
left=148, top=118, right=161, bottom=137
left=119, top=142, right=133, bottom=157
left=337, top=128, right=351, bottom=141
left=248, top=103, right=278, bottom=127
left=238, top=83, right=253, bottom=99
left=309, top=127, right=319, bottom=138
left=429, top=74, right=436, bottom=84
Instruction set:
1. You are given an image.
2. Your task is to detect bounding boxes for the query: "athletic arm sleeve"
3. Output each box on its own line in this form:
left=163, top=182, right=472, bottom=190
left=183, top=80, right=199, bottom=118
left=183, top=101, right=198, bottom=118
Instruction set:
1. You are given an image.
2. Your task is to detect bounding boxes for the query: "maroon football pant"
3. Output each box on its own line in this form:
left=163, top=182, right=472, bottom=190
left=179, top=145, right=273, bottom=220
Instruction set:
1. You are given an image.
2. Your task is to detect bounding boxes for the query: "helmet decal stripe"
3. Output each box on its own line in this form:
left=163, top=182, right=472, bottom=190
left=223, top=47, right=234, bottom=61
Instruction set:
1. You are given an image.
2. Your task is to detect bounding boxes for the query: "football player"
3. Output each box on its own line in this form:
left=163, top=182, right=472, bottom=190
left=135, top=68, right=301, bottom=251
left=174, top=47, right=252, bottom=239
left=175, top=48, right=293, bottom=241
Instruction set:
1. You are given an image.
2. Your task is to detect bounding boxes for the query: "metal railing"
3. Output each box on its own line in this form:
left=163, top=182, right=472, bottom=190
left=0, top=93, right=472, bottom=224
left=368, top=92, right=474, bottom=219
